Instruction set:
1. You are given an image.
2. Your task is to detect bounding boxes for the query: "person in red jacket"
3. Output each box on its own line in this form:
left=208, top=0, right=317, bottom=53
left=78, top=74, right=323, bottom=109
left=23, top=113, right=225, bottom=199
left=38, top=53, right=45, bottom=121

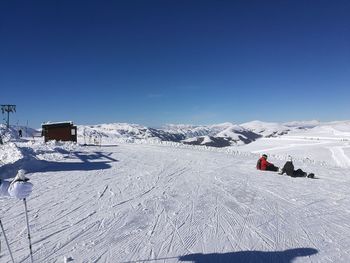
left=256, top=154, right=279, bottom=171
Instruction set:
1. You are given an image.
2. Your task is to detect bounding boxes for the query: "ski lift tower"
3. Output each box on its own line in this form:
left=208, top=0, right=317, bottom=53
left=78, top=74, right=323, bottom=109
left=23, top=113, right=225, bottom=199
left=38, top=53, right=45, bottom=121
left=1, top=104, right=16, bottom=129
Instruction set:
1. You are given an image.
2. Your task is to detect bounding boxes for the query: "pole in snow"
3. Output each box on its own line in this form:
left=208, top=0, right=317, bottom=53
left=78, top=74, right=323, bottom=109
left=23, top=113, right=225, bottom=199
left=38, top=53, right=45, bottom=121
left=0, top=218, right=15, bottom=263
left=23, top=198, right=34, bottom=263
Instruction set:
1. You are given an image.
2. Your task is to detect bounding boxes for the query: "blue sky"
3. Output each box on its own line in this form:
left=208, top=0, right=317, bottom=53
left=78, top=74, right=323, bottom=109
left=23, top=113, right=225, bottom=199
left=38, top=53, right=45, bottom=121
left=1, top=0, right=349, bottom=128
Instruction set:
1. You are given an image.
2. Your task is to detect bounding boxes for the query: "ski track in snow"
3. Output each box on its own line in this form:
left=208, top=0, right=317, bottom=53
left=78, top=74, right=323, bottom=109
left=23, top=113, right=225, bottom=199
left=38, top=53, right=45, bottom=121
left=329, top=146, right=350, bottom=168
left=1, top=142, right=350, bottom=262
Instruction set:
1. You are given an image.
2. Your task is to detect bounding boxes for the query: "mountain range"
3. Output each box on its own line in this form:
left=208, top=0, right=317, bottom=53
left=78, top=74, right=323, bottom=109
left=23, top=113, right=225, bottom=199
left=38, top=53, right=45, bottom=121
left=76, top=120, right=350, bottom=147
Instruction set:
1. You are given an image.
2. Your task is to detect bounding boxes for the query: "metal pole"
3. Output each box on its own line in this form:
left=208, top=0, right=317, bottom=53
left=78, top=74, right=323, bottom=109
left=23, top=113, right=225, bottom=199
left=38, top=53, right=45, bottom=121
left=1, top=105, right=16, bottom=129
left=6, top=110, right=10, bottom=129
left=0, top=218, right=15, bottom=263
left=23, top=199, right=34, bottom=263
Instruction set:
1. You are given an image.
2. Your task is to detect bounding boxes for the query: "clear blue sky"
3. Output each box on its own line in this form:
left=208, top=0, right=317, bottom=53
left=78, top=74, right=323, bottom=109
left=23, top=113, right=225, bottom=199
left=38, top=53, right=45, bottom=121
left=1, top=0, right=349, bottom=128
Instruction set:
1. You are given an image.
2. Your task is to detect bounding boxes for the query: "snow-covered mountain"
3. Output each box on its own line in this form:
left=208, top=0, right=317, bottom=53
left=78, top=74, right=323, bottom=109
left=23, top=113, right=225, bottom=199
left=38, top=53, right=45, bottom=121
left=75, top=120, right=350, bottom=147
left=77, top=123, right=185, bottom=144
left=213, top=123, right=261, bottom=143
left=163, top=124, right=214, bottom=138
left=241, top=120, right=292, bottom=137
left=182, top=135, right=233, bottom=147
left=182, top=123, right=261, bottom=146
left=78, top=122, right=261, bottom=147
left=3, top=120, right=350, bottom=149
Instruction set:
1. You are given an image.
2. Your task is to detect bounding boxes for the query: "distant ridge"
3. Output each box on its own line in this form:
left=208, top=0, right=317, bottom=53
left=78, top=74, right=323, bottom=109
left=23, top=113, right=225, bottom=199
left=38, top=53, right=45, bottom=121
left=3, top=120, right=350, bottom=147
left=77, top=122, right=289, bottom=147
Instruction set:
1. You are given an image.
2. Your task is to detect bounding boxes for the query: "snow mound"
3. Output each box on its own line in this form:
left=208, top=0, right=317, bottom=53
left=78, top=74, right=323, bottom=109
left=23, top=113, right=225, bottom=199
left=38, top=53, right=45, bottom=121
left=0, top=124, right=21, bottom=142
left=0, top=140, right=79, bottom=179
left=0, top=142, right=23, bottom=166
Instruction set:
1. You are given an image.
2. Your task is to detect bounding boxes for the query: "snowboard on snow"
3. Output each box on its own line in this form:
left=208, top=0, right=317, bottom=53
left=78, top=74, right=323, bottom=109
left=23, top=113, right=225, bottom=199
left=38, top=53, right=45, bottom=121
left=307, top=173, right=316, bottom=179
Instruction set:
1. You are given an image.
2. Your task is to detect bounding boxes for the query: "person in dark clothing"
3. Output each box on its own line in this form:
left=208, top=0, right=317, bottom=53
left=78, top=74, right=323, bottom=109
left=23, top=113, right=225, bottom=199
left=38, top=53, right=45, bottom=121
left=279, top=156, right=314, bottom=178
left=256, top=154, right=279, bottom=172
left=18, top=129, right=22, bottom=137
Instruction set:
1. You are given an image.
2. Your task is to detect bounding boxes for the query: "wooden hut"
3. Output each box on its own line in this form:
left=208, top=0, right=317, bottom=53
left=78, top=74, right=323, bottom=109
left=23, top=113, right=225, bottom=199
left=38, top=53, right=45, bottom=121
left=42, top=121, right=77, bottom=142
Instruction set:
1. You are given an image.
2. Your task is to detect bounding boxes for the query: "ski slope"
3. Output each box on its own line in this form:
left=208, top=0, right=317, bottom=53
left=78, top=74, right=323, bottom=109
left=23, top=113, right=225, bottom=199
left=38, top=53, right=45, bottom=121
left=1, top=140, right=350, bottom=262
left=239, top=132, right=350, bottom=168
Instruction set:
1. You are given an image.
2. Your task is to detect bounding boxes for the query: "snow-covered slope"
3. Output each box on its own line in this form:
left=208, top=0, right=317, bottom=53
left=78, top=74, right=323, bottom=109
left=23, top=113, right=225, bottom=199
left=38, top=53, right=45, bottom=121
left=0, top=124, right=38, bottom=142
left=238, top=120, right=350, bottom=168
left=289, top=121, right=350, bottom=140
left=1, top=139, right=350, bottom=262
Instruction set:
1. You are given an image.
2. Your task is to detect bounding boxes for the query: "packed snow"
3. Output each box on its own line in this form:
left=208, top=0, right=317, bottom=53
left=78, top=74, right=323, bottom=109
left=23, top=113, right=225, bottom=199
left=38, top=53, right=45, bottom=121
left=1, top=120, right=350, bottom=262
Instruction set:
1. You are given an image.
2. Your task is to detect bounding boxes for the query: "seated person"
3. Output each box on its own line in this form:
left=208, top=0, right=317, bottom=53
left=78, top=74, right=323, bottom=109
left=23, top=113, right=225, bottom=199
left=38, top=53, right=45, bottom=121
left=279, top=156, right=314, bottom=178
left=256, top=154, right=279, bottom=172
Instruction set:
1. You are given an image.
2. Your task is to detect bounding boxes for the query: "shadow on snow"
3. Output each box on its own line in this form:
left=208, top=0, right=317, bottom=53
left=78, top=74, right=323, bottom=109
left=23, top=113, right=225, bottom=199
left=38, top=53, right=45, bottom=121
left=178, top=248, right=318, bottom=263
left=0, top=147, right=118, bottom=180
left=121, top=248, right=318, bottom=263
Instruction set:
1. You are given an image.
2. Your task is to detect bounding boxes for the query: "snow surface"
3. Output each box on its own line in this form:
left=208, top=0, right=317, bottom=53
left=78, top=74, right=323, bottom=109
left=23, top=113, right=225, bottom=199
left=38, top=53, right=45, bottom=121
left=1, top=121, right=350, bottom=262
